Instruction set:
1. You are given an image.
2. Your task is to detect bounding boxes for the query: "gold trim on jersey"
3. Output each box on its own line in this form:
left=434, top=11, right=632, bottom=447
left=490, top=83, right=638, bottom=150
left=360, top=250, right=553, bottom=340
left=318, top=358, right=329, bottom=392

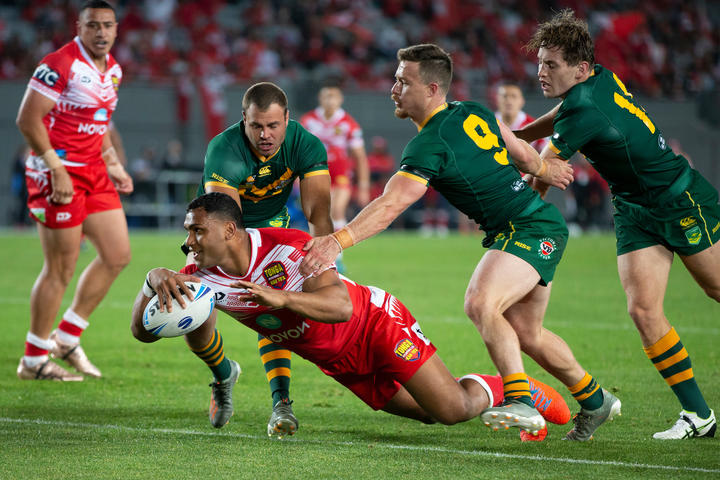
left=205, top=180, right=232, bottom=189
left=396, top=170, right=428, bottom=185
left=303, top=169, right=330, bottom=178
left=239, top=167, right=294, bottom=202
left=418, top=103, right=448, bottom=131
left=249, top=143, right=282, bottom=163
left=548, top=141, right=561, bottom=154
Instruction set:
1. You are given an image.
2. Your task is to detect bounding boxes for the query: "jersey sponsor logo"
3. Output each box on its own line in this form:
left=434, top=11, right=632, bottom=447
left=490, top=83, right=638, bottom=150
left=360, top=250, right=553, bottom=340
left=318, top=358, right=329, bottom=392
left=224, top=293, right=256, bottom=308
left=33, top=63, right=60, bottom=86
left=394, top=338, right=420, bottom=362
left=77, top=123, right=108, bottom=135
left=265, top=321, right=310, bottom=343
left=263, top=261, right=288, bottom=289
left=56, top=212, right=72, bottom=222
left=31, top=208, right=46, bottom=223
left=538, top=237, right=557, bottom=259
left=258, top=166, right=271, bottom=177
left=409, top=321, right=430, bottom=345
left=93, top=108, right=108, bottom=121
left=679, top=216, right=697, bottom=228
left=211, top=172, right=229, bottom=184
left=658, top=135, right=666, bottom=150
left=514, top=241, right=531, bottom=251
left=256, top=314, right=282, bottom=329
left=684, top=226, right=702, bottom=245
left=511, top=179, right=526, bottom=192
left=79, top=75, right=91, bottom=84
left=111, top=75, right=120, bottom=91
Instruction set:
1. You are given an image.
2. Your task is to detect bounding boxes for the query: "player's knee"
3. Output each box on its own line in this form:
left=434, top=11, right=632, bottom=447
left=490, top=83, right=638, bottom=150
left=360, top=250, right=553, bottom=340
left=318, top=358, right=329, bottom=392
left=701, top=285, right=720, bottom=303
left=627, top=302, right=663, bottom=330
left=432, top=403, right=472, bottom=425
left=464, top=295, right=498, bottom=327
left=131, top=319, right=159, bottom=343
left=105, top=249, right=132, bottom=273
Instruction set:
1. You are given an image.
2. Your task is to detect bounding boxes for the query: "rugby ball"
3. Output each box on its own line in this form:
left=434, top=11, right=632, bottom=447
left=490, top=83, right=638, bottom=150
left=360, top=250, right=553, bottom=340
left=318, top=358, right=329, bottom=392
left=143, top=282, right=215, bottom=337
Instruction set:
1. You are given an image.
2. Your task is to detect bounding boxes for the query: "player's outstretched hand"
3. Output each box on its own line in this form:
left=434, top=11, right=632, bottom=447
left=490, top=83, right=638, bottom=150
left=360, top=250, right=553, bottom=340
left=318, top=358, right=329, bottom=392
left=537, top=157, right=573, bottom=190
left=146, top=268, right=197, bottom=312
left=299, top=235, right=341, bottom=277
left=231, top=279, right=287, bottom=308
left=108, top=163, right=134, bottom=195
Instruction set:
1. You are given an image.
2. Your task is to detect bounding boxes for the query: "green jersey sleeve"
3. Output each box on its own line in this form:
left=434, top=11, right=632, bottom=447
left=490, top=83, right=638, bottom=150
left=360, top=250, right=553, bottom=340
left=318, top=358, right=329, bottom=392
left=201, top=125, right=251, bottom=191
left=551, top=100, right=608, bottom=160
left=399, top=136, right=447, bottom=186
left=285, top=121, right=329, bottom=179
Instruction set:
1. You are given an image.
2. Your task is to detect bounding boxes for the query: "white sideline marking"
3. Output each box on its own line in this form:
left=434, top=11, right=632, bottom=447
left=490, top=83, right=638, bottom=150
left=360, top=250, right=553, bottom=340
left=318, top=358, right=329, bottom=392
left=1, top=417, right=718, bottom=473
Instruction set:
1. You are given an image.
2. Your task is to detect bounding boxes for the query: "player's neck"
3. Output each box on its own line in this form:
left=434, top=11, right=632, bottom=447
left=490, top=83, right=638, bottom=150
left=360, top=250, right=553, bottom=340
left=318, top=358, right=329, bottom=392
left=501, top=112, right=518, bottom=126
left=412, top=98, right=447, bottom=129
left=322, top=107, right=338, bottom=120
left=222, top=234, right=252, bottom=277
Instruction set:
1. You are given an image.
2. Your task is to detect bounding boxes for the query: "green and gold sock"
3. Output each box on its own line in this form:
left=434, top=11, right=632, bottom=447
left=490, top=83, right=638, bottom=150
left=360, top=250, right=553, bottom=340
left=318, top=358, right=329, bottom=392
left=502, top=372, right=534, bottom=408
left=258, top=334, right=292, bottom=405
left=568, top=372, right=604, bottom=410
left=191, top=328, right=231, bottom=382
left=644, top=327, right=710, bottom=418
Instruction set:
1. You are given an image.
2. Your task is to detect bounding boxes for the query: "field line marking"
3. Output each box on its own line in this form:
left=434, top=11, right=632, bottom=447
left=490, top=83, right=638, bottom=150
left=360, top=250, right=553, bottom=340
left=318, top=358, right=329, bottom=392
left=1, top=417, right=718, bottom=474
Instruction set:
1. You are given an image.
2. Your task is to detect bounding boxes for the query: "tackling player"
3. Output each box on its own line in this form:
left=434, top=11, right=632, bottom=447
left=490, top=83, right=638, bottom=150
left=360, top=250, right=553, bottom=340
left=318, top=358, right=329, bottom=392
left=519, top=9, right=718, bottom=439
left=195, top=82, right=334, bottom=436
left=130, top=192, right=570, bottom=436
left=15, top=0, right=132, bottom=381
left=301, top=44, right=621, bottom=441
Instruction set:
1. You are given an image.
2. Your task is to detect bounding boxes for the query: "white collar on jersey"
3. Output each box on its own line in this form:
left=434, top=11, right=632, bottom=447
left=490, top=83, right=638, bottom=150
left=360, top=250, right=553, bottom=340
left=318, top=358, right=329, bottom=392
left=315, top=106, right=346, bottom=124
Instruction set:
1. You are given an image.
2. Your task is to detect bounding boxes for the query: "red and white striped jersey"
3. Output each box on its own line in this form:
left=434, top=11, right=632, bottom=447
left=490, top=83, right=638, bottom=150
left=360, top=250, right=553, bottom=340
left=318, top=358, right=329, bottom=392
left=300, top=107, right=364, bottom=164
left=495, top=110, right=548, bottom=154
left=26, top=37, right=122, bottom=168
left=181, top=228, right=392, bottom=364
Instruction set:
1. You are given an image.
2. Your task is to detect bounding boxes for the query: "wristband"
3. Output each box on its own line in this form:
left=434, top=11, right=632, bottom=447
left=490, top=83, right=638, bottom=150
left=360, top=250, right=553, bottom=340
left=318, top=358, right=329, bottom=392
left=331, top=227, right=355, bottom=250
left=535, top=159, right=547, bottom=177
left=142, top=273, right=156, bottom=298
left=102, top=146, right=120, bottom=166
left=40, top=149, right=63, bottom=170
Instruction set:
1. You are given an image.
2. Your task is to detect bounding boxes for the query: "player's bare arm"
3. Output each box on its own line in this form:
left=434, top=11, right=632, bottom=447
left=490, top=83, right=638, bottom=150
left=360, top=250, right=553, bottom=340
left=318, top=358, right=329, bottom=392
left=513, top=102, right=562, bottom=143
left=16, top=87, right=74, bottom=204
left=205, top=183, right=243, bottom=209
left=498, top=121, right=572, bottom=190
left=299, top=173, right=333, bottom=236
left=231, top=269, right=352, bottom=323
left=300, top=173, right=427, bottom=276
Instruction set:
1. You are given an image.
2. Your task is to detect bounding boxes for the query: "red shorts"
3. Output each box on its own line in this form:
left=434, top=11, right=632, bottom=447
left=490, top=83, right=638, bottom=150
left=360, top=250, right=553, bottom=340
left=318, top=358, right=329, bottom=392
left=26, top=162, right=122, bottom=229
left=317, top=289, right=437, bottom=410
left=327, top=147, right=352, bottom=188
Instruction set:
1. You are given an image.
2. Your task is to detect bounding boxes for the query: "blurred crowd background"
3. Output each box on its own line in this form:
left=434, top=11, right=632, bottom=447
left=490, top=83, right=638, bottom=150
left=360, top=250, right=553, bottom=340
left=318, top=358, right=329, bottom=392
left=2, top=0, right=720, bottom=233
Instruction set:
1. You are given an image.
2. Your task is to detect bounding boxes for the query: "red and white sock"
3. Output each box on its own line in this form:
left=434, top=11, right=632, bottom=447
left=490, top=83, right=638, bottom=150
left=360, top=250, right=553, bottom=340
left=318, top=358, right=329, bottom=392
left=24, top=332, right=53, bottom=367
left=56, top=309, right=88, bottom=346
left=459, top=374, right=504, bottom=407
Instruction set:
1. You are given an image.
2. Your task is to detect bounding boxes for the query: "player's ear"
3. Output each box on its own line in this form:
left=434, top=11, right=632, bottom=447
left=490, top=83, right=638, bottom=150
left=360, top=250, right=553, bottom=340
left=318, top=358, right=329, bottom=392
left=224, top=220, right=236, bottom=240
left=576, top=61, right=591, bottom=79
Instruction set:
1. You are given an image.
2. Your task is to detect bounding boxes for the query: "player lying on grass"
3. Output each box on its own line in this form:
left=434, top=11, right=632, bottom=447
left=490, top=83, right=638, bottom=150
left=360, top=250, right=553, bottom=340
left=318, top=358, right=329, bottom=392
left=130, top=192, right=570, bottom=437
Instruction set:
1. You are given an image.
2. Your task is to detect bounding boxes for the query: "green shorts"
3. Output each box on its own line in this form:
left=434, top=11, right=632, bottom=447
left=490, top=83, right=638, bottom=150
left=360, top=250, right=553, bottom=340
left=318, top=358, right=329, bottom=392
left=613, top=169, right=720, bottom=256
left=484, top=199, right=568, bottom=286
left=245, top=206, right=291, bottom=229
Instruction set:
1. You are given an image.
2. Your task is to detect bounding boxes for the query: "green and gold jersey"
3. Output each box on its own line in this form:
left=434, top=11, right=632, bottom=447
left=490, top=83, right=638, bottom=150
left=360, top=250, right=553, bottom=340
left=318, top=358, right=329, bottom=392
left=399, top=102, right=540, bottom=232
left=551, top=64, right=691, bottom=206
left=199, top=119, right=328, bottom=226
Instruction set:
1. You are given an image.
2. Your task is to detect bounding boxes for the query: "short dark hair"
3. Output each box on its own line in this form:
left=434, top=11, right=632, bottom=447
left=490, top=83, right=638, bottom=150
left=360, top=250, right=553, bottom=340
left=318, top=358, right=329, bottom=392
left=396, top=44, right=453, bottom=94
left=525, top=9, right=594, bottom=66
left=187, top=193, right=244, bottom=229
left=242, top=82, right=288, bottom=113
left=79, top=0, right=116, bottom=15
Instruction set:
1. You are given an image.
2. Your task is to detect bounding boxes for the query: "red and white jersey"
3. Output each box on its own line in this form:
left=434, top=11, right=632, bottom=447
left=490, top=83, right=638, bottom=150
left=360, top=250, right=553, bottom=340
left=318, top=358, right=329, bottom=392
left=300, top=107, right=364, bottom=164
left=495, top=110, right=548, bottom=153
left=26, top=37, right=122, bottom=169
left=181, top=228, right=395, bottom=364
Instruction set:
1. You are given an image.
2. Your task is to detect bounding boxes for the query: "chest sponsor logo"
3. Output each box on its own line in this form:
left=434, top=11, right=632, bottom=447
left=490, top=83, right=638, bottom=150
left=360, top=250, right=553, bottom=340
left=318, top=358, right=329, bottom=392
left=31, top=208, right=46, bottom=223
left=679, top=216, right=697, bottom=228
left=264, top=321, right=310, bottom=343
left=33, top=63, right=59, bottom=87
left=263, top=261, right=288, bottom=289
left=511, top=179, right=526, bottom=192
left=78, top=123, right=108, bottom=135
left=80, top=75, right=91, bottom=84
left=111, top=75, right=120, bottom=91
left=256, top=314, right=282, bottom=329
left=224, top=292, right=255, bottom=308
left=395, top=338, right=420, bottom=362
left=538, top=237, right=557, bottom=259
left=258, top=166, right=271, bottom=177
left=56, top=212, right=72, bottom=222
left=685, top=226, right=702, bottom=245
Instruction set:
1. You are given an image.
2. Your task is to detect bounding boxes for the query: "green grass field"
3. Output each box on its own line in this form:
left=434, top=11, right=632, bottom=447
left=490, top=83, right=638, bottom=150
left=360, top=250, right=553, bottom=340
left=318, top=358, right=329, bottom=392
left=1, top=230, right=718, bottom=479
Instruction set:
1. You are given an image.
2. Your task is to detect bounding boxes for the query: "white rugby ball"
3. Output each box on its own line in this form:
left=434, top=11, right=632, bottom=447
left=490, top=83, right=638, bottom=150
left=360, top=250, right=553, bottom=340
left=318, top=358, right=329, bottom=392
left=143, top=282, right=215, bottom=337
